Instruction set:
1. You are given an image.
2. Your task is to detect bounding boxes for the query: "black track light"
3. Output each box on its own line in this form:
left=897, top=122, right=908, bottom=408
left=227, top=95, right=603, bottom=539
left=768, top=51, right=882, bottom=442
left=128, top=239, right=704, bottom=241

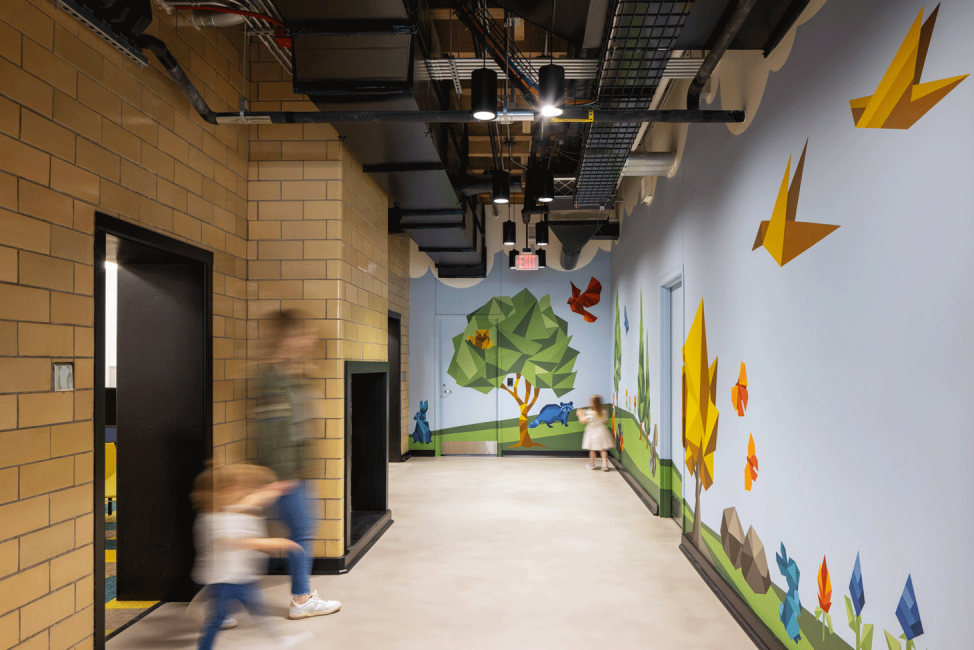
left=502, top=219, right=516, bottom=246
left=535, top=219, right=548, bottom=246
left=539, top=63, right=565, bottom=117
left=492, top=169, right=510, bottom=204
left=509, top=249, right=517, bottom=269
left=537, top=249, right=546, bottom=268
left=471, top=67, right=498, bottom=121
left=539, top=168, right=555, bottom=203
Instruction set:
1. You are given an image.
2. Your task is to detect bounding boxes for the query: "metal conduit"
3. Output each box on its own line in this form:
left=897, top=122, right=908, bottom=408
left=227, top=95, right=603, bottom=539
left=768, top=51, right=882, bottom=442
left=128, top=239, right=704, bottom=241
left=687, top=0, right=759, bottom=111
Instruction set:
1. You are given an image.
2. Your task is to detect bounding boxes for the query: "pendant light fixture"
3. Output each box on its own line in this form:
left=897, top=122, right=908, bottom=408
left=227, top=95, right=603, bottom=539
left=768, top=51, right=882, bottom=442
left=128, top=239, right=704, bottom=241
left=502, top=217, right=516, bottom=246
left=539, top=63, right=565, bottom=117
left=537, top=249, right=546, bottom=268
left=538, top=168, right=555, bottom=202
left=509, top=249, right=518, bottom=269
left=471, top=67, right=498, bottom=121
left=492, top=169, right=510, bottom=204
left=535, top=218, right=549, bottom=246
left=524, top=165, right=541, bottom=204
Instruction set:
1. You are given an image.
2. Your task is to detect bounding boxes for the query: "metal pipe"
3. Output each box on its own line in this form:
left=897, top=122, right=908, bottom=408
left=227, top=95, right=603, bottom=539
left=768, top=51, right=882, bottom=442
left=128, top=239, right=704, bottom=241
left=177, top=10, right=246, bottom=28
left=460, top=175, right=523, bottom=196
left=687, top=0, right=759, bottom=111
left=138, top=35, right=218, bottom=124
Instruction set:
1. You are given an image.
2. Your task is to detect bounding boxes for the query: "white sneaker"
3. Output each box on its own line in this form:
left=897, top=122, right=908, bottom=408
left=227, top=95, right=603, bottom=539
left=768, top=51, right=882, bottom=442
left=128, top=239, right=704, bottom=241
left=220, top=616, right=237, bottom=630
left=288, top=591, right=341, bottom=619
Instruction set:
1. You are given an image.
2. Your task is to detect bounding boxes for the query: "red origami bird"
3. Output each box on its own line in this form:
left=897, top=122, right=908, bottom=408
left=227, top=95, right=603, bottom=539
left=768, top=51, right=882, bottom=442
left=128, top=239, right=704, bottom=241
left=745, top=434, right=759, bottom=491
left=568, top=277, right=602, bottom=322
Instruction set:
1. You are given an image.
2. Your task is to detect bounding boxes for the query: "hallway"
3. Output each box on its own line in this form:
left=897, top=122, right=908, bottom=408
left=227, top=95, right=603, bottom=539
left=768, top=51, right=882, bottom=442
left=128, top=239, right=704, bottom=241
left=107, top=458, right=753, bottom=650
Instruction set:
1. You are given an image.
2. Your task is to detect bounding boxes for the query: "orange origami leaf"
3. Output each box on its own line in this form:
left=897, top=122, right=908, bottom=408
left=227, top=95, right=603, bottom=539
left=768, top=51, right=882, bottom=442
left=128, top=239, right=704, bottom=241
left=731, top=362, right=748, bottom=416
left=744, top=434, right=758, bottom=491
left=818, top=556, right=832, bottom=613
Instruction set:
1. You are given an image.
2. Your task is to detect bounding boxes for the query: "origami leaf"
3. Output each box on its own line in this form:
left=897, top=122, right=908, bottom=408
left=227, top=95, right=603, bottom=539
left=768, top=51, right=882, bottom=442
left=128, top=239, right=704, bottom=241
left=850, top=6, right=968, bottom=129
left=732, top=362, right=748, bottom=416
left=862, top=623, right=874, bottom=650
left=846, top=596, right=856, bottom=628
left=884, top=630, right=901, bottom=650
left=683, top=300, right=719, bottom=490
left=745, top=433, right=758, bottom=491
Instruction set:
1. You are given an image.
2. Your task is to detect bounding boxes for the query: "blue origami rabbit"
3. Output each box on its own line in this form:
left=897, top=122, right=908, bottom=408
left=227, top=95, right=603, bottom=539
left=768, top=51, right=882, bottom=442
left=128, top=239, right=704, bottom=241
left=411, top=401, right=432, bottom=444
left=776, top=543, right=802, bottom=643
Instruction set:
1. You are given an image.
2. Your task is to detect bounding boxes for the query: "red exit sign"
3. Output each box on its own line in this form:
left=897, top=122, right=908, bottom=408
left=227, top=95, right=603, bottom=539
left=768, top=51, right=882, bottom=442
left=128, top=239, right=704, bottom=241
left=515, top=253, right=538, bottom=270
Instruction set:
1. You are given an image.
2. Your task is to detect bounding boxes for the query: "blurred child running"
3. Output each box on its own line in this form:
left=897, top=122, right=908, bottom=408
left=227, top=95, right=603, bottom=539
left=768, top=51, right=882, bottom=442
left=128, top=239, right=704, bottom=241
left=579, top=395, right=614, bottom=471
left=191, top=463, right=312, bottom=650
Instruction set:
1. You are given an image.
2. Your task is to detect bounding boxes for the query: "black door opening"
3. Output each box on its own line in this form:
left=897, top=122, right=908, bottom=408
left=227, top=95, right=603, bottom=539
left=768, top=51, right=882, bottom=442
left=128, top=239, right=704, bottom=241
left=94, top=214, right=212, bottom=647
left=387, top=312, right=402, bottom=462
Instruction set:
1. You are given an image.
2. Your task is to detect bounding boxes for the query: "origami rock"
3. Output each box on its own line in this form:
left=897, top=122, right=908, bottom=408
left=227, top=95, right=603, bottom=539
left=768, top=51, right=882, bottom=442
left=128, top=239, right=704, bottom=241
left=740, top=526, right=771, bottom=594
left=720, top=507, right=745, bottom=569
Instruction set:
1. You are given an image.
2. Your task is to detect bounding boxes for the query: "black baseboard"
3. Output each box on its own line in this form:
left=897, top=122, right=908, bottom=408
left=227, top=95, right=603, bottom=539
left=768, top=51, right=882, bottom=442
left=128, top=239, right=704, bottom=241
left=398, top=451, right=413, bottom=462
left=409, top=449, right=435, bottom=457
left=680, top=534, right=784, bottom=650
left=268, top=510, right=393, bottom=576
left=501, top=449, right=589, bottom=457
left=608, top=456, right=659, bottom=515
left=105, top=601, right=164, bottom=641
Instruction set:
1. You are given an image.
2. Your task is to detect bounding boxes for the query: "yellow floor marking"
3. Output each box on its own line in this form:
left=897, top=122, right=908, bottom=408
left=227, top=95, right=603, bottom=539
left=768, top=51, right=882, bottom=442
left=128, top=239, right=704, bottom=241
left=106, top=599, right=158, bottom=610
left=105, top=550, right=116, bottom=562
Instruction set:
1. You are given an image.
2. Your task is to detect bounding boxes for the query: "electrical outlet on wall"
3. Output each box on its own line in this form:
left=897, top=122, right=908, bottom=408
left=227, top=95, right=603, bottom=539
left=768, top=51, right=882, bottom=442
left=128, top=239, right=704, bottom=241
left=53, top=362, right=74, bottom=392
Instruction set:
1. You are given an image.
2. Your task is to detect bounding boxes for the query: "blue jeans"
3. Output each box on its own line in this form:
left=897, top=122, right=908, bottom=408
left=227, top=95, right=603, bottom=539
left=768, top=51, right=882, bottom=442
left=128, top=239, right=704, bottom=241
left=276, top=480, right=312, bottom=596
left=198, top=582, right=264, bottom=650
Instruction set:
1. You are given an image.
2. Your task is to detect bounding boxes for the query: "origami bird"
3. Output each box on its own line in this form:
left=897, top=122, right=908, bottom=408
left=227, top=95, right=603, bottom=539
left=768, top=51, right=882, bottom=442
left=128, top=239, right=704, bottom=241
left=745, top=434, right=758, bottom=491
left=568, top=277, right=602, bottom=322
left=753, top=141, right=839, bottom=267
left=467, top=329, right=493, bottom=350
left=732, top=362, right=748, bottom=416
left=624, top=306, right=629, bottom=333
left=850, top=5, right=967, bottom=130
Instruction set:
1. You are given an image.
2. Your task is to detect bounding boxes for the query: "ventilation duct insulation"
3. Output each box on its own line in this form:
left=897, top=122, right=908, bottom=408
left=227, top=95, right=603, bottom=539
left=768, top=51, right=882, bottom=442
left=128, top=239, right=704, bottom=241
left=621, top=152, right=677, bottom=176
left=54, top=0, right=154, bottom=65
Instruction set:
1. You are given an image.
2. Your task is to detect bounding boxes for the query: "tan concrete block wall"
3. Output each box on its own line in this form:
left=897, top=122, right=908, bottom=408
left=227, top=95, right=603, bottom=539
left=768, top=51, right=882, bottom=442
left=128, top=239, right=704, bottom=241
left=388, top=235, right=411, bottom=455
left=0, top=2, right=249, bottom=647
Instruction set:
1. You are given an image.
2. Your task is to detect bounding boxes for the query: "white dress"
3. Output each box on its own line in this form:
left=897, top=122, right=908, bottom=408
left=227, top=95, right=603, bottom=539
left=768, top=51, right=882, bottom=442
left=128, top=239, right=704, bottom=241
left=580, top=410, right=614, bottom=451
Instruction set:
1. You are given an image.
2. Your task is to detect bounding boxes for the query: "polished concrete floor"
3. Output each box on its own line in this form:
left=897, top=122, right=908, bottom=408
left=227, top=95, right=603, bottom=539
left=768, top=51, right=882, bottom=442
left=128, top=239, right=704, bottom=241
left=108, top=457, right=754, bottom=649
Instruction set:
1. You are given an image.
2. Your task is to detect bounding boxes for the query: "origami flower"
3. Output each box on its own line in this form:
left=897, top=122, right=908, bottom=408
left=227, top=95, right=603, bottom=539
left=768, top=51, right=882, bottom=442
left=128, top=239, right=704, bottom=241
left=895, top=575, right=923, bottom=640
left=818, top=557, right=832, bottom=613
left=849, top=552, right=865, bottom=617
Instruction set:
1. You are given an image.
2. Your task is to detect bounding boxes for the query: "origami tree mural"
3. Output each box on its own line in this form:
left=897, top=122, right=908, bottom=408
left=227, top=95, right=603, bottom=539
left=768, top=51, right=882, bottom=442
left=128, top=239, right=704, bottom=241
left=447, top=288, right=578, bottom=449
left=682, top=299, right=719, bottom=549
left=850, top=5, right=967, bottom=129
left=884, top=575, right=924, bottom=650
left=815, top=556, right=834, bottom=641
left=636, top=291, right=651, bottom=446
left=613, top=293, right=622, bottom=437
left=846, top=553, right=875, bottom=650
left=753, top=140, right=839, bottom=267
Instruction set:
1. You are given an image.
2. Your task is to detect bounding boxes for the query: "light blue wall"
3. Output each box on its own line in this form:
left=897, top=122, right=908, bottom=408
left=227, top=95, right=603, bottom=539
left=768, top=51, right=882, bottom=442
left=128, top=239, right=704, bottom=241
left=611, top=0, right=973, bottom=647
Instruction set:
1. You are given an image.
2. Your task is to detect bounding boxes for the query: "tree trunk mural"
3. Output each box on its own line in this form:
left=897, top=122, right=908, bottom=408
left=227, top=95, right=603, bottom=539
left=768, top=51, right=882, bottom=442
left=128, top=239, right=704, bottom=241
left=502, top=374, right=543, bottom=448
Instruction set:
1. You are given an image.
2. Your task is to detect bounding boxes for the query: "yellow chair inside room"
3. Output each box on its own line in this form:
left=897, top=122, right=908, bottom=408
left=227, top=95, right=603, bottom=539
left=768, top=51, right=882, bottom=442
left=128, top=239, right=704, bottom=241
left=105, top=442, right=117, bottom=516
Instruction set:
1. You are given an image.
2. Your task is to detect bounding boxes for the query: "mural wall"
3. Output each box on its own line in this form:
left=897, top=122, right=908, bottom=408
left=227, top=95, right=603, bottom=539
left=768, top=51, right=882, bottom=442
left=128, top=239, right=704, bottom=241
left=410, top=249, right=613, bottom=454
left=610, top=0, right=972, bottom=649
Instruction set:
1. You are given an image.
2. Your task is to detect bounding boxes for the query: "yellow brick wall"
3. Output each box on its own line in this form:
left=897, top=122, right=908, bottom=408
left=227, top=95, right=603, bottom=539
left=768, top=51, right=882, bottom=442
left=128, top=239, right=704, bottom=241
left=0, top=2, right=249, bottom=648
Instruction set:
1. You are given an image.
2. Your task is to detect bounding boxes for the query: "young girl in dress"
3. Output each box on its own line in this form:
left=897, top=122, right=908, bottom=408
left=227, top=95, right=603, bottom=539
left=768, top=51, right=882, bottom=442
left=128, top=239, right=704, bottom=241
left=579, top=395, right=614, bottom=471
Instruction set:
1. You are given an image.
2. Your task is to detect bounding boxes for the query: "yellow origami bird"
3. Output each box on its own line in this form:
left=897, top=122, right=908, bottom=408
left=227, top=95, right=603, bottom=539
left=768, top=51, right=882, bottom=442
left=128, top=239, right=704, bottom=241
left=850, top=5, right=967, bottom=129
left=467, top=329, right=493, bottom=350
left=753, top=140, right=839, bottom=267
left=683, top=300, right=719, bottom=491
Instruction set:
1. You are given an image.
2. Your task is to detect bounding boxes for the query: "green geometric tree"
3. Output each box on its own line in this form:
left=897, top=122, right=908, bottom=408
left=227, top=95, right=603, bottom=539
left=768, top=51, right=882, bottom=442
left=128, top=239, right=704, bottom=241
left=636, top=291, right=651, bottom=445
left=447, top=288, right=578, bottom=448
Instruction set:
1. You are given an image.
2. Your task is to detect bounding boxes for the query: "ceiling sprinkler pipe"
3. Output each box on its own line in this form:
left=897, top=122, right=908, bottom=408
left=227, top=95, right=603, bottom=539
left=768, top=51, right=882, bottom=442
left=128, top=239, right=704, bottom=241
left=687, top=0, right=759, bottom=111
left=177, top=11, right=247, bottom=28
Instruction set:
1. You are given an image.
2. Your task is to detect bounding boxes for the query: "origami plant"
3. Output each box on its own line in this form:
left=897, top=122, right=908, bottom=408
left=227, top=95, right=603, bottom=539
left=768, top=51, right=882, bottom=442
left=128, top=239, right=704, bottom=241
left=682, top=299, right=719, bottom=548
left=776, top=543, right=802, bottom=643
left=753, top=140, right=839, bottom=267
left=568, top=277, right=602, bottom=322
left=850, top=5, right=967, bottom=129
left=744, top=434, right=758, bottom=491
left=884, top=575, right=924, bottom=650
left=636, top=292, right=651, bottom=447
left=815, top=556, right=834, bottom=641
left=649, top=424, right=659, bottom=477
left=846, top=553, right=875, bottom=650
left=732, top=362, right=748, bottom=416
left=624, top=305, right=629, bottom=334
left=467, top=329, right=493, bottom=350
left=447, top=289, right=578, bottom=448
left=613, top=293, right=622, bottom=437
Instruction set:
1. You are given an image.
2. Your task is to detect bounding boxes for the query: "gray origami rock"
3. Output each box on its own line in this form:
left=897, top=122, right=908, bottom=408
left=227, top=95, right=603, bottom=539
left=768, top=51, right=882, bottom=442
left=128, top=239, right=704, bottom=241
left=720, top=507, right=745, bottom=569
left=740, top=525, right=771, bottom=594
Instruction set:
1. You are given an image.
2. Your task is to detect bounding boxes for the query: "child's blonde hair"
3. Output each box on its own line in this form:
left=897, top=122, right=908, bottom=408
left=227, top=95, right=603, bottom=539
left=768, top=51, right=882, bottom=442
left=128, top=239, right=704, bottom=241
left=191, top=463, right=276, bottom=512
left=590, top=395, right=605, bottom=419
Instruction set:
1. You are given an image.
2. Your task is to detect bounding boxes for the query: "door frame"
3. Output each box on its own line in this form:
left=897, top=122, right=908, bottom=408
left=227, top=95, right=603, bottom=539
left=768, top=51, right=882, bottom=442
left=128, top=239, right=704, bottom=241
left=658, top=267, right=683, bottom=524
left=93, top=213, right=213, bottom=648
left=387, top=311, right=403, bottom=462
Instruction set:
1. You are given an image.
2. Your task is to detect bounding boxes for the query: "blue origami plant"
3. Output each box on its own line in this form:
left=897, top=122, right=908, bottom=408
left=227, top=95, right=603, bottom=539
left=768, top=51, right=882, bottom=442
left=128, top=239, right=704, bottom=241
left=845, top=553, right=874, bottom=650
left=884, top=575, right=925, bottom=650
left=776, top=543, right=802, bottom=644
left=624, top=306, right=629, bottom=334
